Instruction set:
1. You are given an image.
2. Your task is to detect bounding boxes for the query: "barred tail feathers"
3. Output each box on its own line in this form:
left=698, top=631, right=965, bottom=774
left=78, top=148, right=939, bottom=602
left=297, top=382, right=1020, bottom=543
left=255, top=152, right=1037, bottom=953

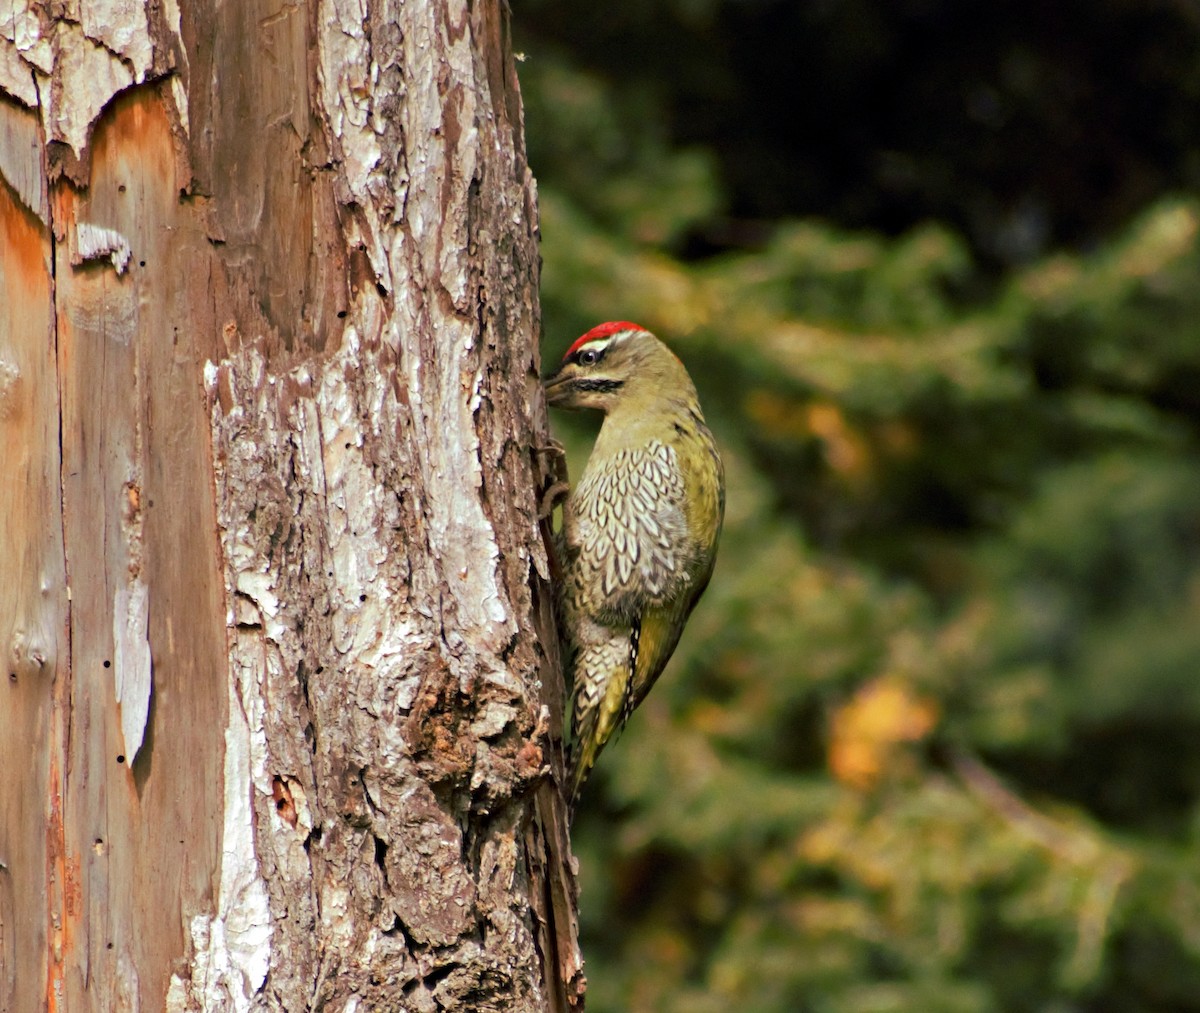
left=568, top=598, right=700, bottom=803
left=567, top=628, right=637, bottom=803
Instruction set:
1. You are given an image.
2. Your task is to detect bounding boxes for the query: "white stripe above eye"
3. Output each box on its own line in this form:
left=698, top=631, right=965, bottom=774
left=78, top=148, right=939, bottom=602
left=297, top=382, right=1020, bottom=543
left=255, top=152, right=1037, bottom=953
left=565, top=323, right=644, bottom=361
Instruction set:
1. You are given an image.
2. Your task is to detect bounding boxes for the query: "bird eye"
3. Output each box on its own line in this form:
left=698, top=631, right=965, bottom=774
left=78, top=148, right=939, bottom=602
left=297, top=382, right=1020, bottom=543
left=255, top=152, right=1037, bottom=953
left=579, top=349, right=599, bottom=366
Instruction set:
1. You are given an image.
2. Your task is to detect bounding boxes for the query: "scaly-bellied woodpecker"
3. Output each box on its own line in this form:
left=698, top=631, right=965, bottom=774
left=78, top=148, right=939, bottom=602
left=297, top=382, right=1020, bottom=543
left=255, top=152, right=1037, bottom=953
left=543, top=322, right=724, bottom=805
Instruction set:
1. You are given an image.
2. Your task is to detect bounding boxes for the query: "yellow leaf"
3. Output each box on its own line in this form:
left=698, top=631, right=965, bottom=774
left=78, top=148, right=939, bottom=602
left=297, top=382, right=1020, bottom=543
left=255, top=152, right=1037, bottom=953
left=828, top=677, right=939, bottom=789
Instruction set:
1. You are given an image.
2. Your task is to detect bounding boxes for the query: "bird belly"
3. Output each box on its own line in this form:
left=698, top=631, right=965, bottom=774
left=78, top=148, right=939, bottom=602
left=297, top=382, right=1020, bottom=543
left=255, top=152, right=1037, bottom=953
left=562, top=440, right=695, bottom=619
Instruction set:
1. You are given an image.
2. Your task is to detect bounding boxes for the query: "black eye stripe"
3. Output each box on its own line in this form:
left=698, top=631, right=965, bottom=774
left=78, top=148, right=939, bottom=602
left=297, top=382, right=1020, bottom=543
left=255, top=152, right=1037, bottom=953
left=573, top=378, right=624, bottom=393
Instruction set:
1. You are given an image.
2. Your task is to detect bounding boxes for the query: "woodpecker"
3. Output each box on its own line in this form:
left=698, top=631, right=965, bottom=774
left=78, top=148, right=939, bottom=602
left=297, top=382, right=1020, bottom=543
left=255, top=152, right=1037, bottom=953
left=543, top=321, right=724, bottom=805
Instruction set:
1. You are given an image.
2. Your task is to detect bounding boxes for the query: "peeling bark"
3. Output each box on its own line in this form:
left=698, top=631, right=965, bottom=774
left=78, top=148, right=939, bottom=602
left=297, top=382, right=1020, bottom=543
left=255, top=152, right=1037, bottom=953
left=0, top=1, right=582, bottom=1010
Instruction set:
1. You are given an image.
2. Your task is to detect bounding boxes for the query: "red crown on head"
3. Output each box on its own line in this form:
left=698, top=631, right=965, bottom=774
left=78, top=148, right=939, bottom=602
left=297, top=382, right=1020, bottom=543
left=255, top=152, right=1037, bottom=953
left=564, top=321, right=646, bottom=360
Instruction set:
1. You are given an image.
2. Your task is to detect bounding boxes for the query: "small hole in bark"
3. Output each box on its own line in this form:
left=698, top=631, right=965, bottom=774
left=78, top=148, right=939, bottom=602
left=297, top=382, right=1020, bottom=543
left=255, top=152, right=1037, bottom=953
left=359, top=594, right=367, bottom=602
left=272, top=775, right=297, bottom=827
left=337, top=310, right=347, bottom=319
left=423, top=965, right=456, bottom=990
left=118, top=185, right=126, bottom=193
left=106, top=942, right=113, bottom=950
left=344, top=442, right=351, bottom=449
left=8, top=672, right=15, bottom=682
left=315, top=666, right=324, bottom=674
left=139, top=260, right=146, bottom=268
left=116, top=754, right=125, bottom=764
left=103, top=660, right=111, bottom=668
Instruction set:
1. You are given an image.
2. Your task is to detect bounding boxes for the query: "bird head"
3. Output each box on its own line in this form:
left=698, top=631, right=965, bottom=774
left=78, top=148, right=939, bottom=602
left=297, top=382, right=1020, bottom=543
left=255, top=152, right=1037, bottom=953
left=543, top=321, right=696, bottom=414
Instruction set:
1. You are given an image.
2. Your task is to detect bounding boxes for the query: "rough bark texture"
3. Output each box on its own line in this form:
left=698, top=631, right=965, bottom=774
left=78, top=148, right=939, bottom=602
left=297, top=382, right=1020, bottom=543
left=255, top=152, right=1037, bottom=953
left=0, top=2, right=582, bottom=1011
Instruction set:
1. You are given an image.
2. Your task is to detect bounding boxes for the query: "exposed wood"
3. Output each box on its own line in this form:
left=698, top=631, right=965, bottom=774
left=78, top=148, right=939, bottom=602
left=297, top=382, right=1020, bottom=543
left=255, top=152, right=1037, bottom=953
left=0, top=1, right=582, bottom=1010
left=0, top=115, right=62, bottom=1013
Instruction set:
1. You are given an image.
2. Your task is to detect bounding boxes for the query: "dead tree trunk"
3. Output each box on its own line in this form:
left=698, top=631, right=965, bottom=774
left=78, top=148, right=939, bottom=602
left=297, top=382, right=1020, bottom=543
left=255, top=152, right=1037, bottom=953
left=0, top=1, right=582, bottom=1010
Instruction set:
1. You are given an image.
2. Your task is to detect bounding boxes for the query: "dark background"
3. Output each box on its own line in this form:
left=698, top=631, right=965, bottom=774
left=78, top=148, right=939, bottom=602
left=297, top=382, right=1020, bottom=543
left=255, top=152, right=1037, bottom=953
left=524, top=0, right=1200, bottom=266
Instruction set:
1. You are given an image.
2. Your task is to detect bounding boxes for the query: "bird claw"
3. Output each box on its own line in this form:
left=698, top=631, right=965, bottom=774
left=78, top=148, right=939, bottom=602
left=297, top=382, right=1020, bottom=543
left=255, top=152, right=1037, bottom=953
left=535, top=438, right=570, bottom=519
left=538, top=480, right=570, bottom=520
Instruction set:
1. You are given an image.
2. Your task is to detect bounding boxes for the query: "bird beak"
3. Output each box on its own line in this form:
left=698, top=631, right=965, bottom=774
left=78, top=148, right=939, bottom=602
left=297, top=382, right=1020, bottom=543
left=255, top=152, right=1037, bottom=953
left=542, top=365, right=571, bottom=405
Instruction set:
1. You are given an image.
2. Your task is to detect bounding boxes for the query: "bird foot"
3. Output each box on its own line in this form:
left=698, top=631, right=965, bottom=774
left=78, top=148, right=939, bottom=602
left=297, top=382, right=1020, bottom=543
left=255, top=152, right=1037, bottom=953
left=535, top=438, right=570, bottom=519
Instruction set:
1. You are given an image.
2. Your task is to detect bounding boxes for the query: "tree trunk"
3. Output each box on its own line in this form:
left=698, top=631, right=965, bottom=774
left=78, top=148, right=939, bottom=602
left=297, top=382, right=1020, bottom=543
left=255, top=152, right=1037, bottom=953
left=0, top=2, right=583, bottom=1010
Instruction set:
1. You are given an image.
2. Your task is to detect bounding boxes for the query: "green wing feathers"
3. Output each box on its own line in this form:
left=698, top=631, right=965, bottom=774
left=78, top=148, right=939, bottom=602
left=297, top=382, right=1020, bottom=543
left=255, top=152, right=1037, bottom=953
left=630, top=599, right=691, bottom=712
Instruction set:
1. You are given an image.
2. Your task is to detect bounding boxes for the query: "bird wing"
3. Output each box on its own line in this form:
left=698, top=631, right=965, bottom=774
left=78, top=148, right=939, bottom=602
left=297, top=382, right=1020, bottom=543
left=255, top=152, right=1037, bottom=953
left=628, top=557, right=713, bottom=717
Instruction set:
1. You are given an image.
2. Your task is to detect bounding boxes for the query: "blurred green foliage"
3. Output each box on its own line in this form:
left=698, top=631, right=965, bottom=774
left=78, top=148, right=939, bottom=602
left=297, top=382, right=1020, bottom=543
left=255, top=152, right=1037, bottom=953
left=517, top=7, right=1200, bottom=1011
